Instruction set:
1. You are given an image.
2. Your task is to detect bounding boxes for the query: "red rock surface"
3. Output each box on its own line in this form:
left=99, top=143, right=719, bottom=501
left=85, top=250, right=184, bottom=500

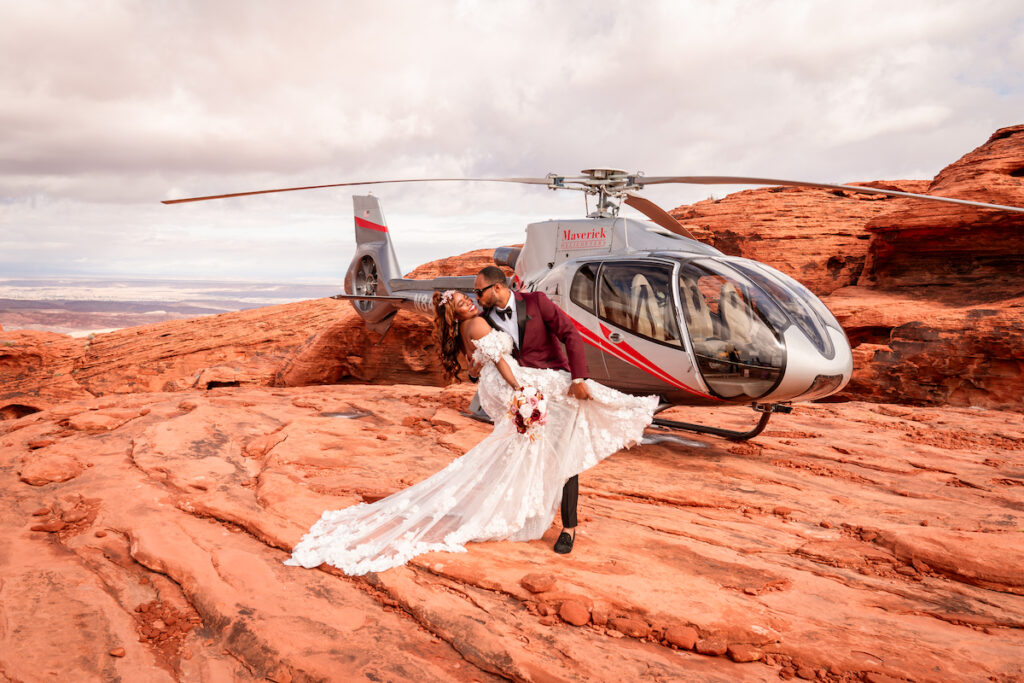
left=0, top=301, right=342, bottom=413
left=559, top=599, right=590, bottom=626
left=827, top=288, right=1024, bottom=407
left=861, top=125, right=1024, bottom=290
left=0, top=329, right=89, bottom=412
left=2, top=386, right=1022, bottom=681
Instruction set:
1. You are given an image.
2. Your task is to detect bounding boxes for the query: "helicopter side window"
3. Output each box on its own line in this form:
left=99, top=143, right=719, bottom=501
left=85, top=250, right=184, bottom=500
left=569, top=263, right=597, bottom=313
left=597, top=264, right=681, bottom=346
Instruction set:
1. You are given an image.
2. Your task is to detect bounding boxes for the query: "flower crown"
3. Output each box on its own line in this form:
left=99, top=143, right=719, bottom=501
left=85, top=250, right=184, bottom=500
left=439, top=289, right=457, bottom=306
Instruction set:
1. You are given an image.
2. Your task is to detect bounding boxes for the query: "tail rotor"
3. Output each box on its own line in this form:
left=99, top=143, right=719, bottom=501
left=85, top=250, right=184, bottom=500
left=352, top=256, right=379, bottom=313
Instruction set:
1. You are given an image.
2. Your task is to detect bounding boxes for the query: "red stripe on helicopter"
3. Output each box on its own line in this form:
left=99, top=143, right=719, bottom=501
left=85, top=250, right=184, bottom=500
left=570, top=319, right=718, bottom=401
left=575, top=321, right=693, bottom=394
left=597, top=326, right=716, bottom=400
left=588, top=322, right=683, bottom=389
left=354, top=216, right=388, bottom=233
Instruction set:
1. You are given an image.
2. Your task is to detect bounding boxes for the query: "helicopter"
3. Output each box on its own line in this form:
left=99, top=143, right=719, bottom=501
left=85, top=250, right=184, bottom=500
left=164, top=170, right=1024, bottom=440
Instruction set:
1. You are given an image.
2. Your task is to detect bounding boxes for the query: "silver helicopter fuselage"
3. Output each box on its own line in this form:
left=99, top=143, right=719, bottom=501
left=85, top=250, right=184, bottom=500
left=513, top=216, right=852, bottom=405
left=344, top=195, right=852, bottom=407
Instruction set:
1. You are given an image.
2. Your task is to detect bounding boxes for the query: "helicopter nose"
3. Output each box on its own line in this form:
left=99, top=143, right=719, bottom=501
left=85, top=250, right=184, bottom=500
left=771, top=325, right=853, bottom=401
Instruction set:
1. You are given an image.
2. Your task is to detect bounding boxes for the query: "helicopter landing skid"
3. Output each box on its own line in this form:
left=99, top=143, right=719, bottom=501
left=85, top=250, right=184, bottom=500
left=465, top=395, right=792, bottom=442
left=651, top=403, right=793, bottom=442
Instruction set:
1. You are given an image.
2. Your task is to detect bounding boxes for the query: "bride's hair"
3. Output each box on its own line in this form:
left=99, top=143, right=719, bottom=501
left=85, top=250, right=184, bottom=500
left=432, top=291, right=462, bottom=382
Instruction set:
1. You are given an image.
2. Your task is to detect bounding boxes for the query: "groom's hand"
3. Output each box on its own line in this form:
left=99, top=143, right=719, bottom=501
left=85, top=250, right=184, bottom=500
left=568, top=381, right=591, bottom=400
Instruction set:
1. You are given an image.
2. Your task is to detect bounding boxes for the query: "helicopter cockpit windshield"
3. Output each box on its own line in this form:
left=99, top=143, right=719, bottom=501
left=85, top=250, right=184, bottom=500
left=728, top=259, right=838, bottom=359
left=676, top=259, right=788, bottom=399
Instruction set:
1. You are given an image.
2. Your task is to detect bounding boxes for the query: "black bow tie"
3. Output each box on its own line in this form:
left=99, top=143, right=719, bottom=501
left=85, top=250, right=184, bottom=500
left=495, top=307, right=512, bottom=321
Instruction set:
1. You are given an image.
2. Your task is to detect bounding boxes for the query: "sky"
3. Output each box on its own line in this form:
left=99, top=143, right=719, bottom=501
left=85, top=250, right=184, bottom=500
left=2, top=0, right=1023, bottom=284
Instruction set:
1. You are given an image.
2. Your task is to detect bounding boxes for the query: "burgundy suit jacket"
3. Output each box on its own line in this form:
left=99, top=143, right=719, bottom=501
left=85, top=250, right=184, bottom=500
left=487, top=291, right=588, bottom=380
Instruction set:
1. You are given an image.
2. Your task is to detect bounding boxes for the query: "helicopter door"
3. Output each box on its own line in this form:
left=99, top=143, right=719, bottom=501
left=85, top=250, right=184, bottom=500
left=566, top=263, right=609, bottom=380
left=593, top=262, right=694, bottom=394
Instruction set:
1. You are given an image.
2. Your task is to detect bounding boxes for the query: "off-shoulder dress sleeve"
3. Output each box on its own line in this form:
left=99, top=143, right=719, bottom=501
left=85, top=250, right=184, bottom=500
left=471, top=330, right=512, bottom=366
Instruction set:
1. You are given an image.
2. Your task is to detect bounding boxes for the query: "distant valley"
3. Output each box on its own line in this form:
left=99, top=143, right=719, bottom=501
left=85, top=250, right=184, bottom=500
left=0, top=278, right=341, bottom=336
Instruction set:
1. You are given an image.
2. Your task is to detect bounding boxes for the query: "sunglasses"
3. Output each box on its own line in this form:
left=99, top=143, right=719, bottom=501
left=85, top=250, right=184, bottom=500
left=473, top=283, right=498, bottom=297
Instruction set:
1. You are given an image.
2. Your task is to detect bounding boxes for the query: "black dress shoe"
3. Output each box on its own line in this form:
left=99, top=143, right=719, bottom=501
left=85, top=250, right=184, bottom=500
left=553, top=529, right=575, bottom=554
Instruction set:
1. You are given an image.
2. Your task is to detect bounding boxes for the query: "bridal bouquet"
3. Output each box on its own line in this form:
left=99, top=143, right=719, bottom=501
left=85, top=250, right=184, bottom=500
left=509, top=386, right=548, bottom=439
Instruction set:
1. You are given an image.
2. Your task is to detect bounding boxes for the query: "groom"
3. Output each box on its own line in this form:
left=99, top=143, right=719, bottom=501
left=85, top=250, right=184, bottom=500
left=473, top=265, right=591, bottom=554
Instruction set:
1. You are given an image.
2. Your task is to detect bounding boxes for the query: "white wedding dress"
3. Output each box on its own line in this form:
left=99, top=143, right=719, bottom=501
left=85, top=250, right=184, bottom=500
left=285, top=329, right=658, bottom=575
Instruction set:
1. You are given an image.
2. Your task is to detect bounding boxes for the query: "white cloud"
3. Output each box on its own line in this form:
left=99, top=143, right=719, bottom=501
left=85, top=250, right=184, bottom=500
left=0, top=0, right=1022, bottom=280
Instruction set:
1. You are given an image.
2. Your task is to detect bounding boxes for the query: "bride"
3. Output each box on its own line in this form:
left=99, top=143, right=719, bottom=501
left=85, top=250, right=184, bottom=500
left=285, top=289, right=658, bottom=575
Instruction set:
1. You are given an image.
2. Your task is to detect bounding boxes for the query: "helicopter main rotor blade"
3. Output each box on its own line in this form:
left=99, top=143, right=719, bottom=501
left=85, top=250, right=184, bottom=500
left=623, top=193, right=697, bottom=240
left=638, top=176, right=1024, bottom=214
left=162, top=176, right=553, bottom=204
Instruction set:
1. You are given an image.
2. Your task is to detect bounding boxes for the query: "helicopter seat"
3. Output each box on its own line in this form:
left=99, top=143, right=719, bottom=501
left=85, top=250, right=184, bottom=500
left=720, top=282, right=754, bottom=346
left=720, top=281, right=776, bottom=358
left=630, top=274, right=666, bottom=341
left=680, top=283, right=715, bottom=341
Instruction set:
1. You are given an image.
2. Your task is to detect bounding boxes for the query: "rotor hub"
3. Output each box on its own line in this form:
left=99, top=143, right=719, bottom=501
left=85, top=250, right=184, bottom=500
left=546, top=169, right=642, bottom=198
left=545, top=169, right=643, bottom=217
left=580, top=168, right=628, bottom=180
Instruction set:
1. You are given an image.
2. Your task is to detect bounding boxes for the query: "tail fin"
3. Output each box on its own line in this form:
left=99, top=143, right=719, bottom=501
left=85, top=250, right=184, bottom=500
left=344, top=195, right=403, bottom=333
left=351, top=195, right=402, bottom=282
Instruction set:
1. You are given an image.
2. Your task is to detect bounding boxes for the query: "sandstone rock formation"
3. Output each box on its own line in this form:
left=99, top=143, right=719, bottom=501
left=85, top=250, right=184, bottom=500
left=2, top=386, right=1022, bottom=681
left=0, top=329, right=88, bottom=415
left=0, top=300, right=341, bottom=413
left=273, top=248, right=506, bottom=388
left=862, top=124, right=1024, bottom=290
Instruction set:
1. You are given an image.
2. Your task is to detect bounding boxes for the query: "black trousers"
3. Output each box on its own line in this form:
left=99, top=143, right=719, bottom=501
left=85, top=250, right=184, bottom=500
left=560, top=475, right=578, bottom=528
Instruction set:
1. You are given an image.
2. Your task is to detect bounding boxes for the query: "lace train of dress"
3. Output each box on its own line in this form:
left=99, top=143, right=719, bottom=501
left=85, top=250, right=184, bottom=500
left=284, top=330, right=658, bottom=575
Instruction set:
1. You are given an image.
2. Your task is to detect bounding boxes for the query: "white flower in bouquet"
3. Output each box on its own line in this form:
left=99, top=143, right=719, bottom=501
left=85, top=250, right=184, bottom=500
left=508, top=386, right=548, bottom=438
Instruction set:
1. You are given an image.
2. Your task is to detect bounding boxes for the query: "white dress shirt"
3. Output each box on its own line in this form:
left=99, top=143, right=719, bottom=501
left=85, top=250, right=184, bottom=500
left=490, top=294, right=519, bottom=348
